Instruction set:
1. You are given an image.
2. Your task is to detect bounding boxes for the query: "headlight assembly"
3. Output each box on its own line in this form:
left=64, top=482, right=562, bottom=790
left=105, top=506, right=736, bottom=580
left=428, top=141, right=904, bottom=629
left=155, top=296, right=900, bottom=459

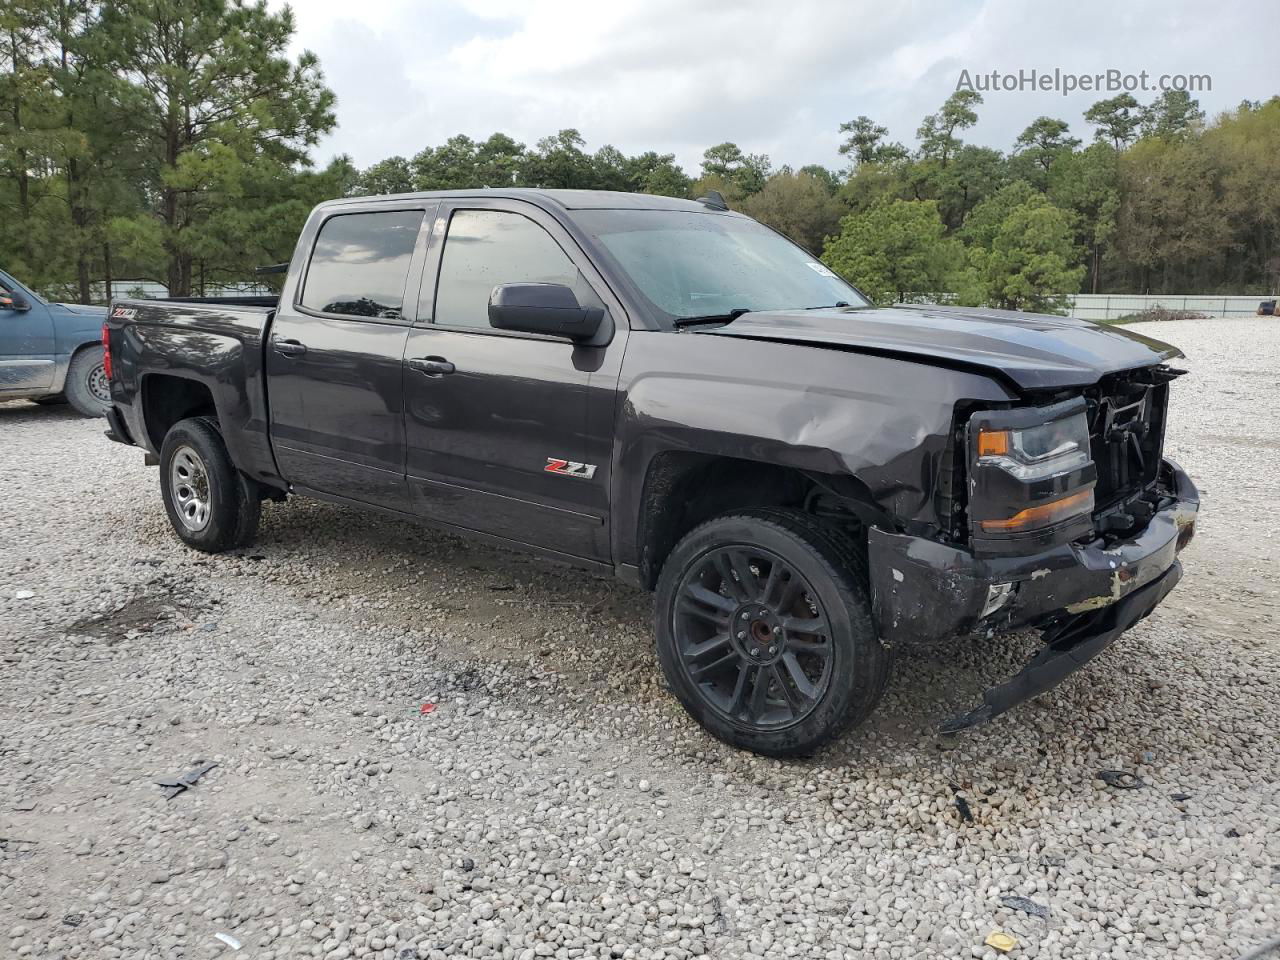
left=968, top=400, right=1097, bottom=546
left=976, top=409, right=1092, bottom=481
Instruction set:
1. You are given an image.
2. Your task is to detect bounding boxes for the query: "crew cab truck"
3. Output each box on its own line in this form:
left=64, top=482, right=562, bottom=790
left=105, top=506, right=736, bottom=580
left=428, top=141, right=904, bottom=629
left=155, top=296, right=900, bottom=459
left=102, top=189, right=1199, bottom=756
left=1, top=267, right=110, bottom=416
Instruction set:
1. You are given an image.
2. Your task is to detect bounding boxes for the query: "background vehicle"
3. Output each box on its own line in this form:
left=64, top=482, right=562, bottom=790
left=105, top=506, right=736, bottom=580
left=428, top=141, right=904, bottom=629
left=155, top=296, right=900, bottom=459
left=0, top=269, right=110, bottom=417
left=101, top=189, right=1199, bottom=756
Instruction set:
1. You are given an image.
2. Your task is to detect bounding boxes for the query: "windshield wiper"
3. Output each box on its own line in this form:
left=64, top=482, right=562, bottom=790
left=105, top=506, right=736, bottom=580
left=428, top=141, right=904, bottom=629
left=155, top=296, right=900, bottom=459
left=673, top=308, right=753, bottom=327
left=803, top=301, right=851, bottom=309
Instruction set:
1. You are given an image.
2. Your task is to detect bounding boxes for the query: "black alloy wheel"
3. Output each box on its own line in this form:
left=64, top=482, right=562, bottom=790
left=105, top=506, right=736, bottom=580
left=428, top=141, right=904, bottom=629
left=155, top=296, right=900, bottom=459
left=655, top=509, right=890, bottom=756
left=673, top=544, right=834, bottom=729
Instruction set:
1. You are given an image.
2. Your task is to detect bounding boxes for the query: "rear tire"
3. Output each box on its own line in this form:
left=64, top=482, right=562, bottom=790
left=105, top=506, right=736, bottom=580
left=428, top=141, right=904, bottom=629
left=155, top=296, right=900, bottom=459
left=64, top=345, right=110, bottom=418
left=655, top=508, right=889, bottom=757
left=159, top=417, right=260, bottom=553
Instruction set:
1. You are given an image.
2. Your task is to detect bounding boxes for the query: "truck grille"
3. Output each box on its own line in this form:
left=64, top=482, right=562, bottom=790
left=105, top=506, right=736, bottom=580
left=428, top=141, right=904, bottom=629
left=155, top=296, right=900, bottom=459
left=1085, top=369, right=1175, bottom=511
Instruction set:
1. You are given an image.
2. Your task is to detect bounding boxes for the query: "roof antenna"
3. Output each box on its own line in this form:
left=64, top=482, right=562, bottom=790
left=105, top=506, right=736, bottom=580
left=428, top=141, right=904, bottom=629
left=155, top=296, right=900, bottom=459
left=696, top=189, right=729, bottom=211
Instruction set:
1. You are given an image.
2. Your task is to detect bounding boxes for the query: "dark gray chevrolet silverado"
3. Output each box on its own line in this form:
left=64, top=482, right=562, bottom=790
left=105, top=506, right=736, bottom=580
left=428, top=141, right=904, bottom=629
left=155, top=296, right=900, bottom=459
left=102, top=189, right=1199, bottom=756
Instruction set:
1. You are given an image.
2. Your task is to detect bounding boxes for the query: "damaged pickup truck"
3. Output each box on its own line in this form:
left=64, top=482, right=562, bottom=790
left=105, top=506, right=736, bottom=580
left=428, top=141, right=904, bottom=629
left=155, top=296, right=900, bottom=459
left=101, top=188, right=1198, bottom=756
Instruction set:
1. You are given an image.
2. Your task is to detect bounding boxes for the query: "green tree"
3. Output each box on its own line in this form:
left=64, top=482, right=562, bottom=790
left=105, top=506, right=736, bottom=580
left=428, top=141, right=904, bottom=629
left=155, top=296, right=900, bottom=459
left=739, top=170, right=845, bottom=254
left=917, top=90, right=982, bottom=167
left=1115, top=136, right=1230, bottom=292
left=1202, top=98, right=1280, bottom=292
left=966, top=195, right=1085, bottom=312
left=798, top=164, right=841, bottom=194
left=959, top=180, right=1040, bottom=247
left=590, top=143, right=630, bottom=191
left=822, top=197, right=964, bottom=304
left=522, top=128, right=594, bottom=188
left=622, top=150, right=690, bottom=197
left=359, top=155, right=414, bottom=194
left=410, top=135, right=478, bottom=190
left=1013, top=116, right=1079, bottom=173
left=838, top=115, right=909, bottom=166
left=0, top=0, right=46, bottom=269
left=1048, top=143, right=1119, bottom=292
left=1139, top=90, right=1205, bottom=141
left=1084, top=94, right=1141, bottom=150
left=935, top=145, right=1007, bottom=229
left=473, top=133, right=526, bottom=188
left=698, top=141, right=770, bottom=197
left=103, top=0, right=335, bottom=295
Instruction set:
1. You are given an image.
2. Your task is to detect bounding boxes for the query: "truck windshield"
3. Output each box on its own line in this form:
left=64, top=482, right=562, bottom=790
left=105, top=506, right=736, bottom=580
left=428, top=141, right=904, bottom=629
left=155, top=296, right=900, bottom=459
left=576, top=209, right=868, bottom=325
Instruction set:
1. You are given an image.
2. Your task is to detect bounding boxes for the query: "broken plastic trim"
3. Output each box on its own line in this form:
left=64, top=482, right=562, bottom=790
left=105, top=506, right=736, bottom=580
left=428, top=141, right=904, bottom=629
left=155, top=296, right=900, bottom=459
left=939, top=560, right=1182, bottom=733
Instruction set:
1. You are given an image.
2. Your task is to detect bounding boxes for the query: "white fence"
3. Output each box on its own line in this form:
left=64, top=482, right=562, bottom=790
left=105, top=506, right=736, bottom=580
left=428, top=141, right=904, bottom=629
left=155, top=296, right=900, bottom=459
left=1063, top=294, right=1268, bottom=321
left=40, top=278, right=274, bottom=303
left=900, top=292, right=1271, bottom=320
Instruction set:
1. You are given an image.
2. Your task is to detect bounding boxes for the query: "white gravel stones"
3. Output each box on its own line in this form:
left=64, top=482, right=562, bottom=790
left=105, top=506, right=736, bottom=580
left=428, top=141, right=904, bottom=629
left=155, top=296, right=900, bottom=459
left=0, top=316, right=1277, bottom=959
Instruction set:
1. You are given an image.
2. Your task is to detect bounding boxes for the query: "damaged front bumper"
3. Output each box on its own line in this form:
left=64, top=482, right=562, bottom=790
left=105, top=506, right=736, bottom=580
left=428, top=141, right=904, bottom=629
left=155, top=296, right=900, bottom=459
left=868, top=458, right=1199, bottom=729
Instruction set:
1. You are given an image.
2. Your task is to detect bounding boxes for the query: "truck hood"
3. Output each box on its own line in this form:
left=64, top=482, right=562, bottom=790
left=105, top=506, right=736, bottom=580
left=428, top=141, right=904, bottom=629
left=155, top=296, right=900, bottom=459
left=696, top=304, right=1182, bottom=391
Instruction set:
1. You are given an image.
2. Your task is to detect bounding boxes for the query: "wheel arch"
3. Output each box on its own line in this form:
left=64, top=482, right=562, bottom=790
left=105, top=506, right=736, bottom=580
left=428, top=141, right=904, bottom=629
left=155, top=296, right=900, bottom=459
left=631, top=449, right=889, bottom=590
left=140, top=373, right=219, bottom=455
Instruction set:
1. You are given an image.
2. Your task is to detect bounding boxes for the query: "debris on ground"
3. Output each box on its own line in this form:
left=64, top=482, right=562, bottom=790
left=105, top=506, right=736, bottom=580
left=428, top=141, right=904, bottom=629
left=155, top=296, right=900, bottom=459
left=419, top=702, right=437, bottom=715
left=213, top=931, right=242, bottom=950
left=1171, top=792, right=1192, bottom=801
left=155, top=761, right=217, bottom=800
left=711, top=896, right=728, bottom=936
left=1000, top=894, right=1050, bottom=919
left=1097, top=769, right=1144, bottom=790
left=953, top=792, right=974, bottom=823
left=985, top=930, right=1018, bottom=952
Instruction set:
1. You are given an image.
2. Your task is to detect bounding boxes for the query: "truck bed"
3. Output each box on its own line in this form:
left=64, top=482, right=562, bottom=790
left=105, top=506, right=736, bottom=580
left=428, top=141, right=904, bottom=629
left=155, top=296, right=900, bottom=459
left=105, top=296, right=280, bottom=487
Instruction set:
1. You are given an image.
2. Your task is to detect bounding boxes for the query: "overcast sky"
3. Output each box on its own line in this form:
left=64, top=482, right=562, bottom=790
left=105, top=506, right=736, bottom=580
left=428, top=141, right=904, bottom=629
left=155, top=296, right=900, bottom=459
left=277, top=0, right=1275, bottom=174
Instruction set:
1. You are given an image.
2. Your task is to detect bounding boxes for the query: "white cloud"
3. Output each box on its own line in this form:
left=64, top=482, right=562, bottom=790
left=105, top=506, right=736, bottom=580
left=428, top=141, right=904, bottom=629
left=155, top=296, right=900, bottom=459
left=277, top=0, right=1274, bottom=174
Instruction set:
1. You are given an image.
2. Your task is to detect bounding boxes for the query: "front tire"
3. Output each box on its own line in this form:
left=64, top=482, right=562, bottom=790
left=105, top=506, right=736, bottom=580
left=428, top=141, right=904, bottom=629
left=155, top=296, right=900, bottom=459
left=64, top=345, right=110, bottom=418
left=655, top=509, right=889, bottom=757
left=159, top=417, right=260, bottom=553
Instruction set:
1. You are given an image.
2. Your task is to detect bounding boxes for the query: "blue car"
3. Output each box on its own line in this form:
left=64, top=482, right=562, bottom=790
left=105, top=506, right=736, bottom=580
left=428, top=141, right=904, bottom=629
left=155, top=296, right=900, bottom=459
left=1, top=268, right=109, bottom=417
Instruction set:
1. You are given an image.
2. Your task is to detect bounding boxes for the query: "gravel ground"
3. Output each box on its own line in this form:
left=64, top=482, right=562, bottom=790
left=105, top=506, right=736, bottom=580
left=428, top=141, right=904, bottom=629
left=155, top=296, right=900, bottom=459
left=1, top=316, right=1277, bottom=960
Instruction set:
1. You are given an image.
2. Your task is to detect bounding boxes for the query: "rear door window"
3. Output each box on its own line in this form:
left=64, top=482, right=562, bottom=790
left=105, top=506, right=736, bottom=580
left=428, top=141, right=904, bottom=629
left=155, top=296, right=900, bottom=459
left=301, top=210, right=424, bottom=320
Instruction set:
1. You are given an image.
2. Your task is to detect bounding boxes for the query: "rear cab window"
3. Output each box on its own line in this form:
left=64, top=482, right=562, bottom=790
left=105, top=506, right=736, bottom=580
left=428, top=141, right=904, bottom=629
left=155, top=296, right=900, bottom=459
left=300, top=210, right=424, bottom=320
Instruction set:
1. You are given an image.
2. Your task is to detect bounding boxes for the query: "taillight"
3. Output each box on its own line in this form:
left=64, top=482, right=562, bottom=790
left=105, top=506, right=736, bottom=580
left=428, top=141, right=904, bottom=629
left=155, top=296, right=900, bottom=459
left=101, top=322, right=112, bottom=380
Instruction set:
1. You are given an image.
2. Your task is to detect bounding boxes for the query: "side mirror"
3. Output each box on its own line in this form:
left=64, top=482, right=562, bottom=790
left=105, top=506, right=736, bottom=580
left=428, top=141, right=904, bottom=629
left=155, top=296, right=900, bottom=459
left=488, top=283, right=603, bottom=341
left=1, top=293, right=30, bottom=311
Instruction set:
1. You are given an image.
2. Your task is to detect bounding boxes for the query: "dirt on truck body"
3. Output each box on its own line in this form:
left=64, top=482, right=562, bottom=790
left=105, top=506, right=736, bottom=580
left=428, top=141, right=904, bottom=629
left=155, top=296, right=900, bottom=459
left=101, top=188, right=1198, bottom=756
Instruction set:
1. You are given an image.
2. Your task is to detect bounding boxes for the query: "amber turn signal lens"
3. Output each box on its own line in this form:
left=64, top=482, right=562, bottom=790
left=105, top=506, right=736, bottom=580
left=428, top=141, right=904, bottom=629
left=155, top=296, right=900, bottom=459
left=977, top=428, right=1011, bottom=457
left=979, top=489, right=1094, bottom=534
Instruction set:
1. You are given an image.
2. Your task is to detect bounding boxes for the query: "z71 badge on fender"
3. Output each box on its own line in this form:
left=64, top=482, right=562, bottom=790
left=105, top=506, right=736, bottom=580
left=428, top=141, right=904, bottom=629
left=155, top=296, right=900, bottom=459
left=544, top=458, right=597, bottom=479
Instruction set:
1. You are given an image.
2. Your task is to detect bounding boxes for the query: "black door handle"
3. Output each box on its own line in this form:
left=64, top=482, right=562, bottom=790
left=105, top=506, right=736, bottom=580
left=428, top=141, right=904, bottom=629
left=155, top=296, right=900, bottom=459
left=407, top=356, right=455, bottom=376
left=273, top=338, right=307, bottom=357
